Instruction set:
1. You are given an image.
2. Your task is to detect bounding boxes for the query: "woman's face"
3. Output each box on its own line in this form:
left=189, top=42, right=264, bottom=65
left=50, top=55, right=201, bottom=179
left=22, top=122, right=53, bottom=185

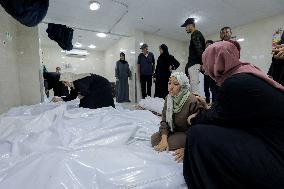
left=159, top=47, right=163, bottom=55
left=120, top=55, right=125, bottom=60
left=168, top=76, right=182, bottom=96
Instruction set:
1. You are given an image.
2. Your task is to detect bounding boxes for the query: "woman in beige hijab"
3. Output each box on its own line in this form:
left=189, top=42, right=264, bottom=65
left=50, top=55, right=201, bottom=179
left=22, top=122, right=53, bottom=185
left=52, top=72, right=114, bottom=109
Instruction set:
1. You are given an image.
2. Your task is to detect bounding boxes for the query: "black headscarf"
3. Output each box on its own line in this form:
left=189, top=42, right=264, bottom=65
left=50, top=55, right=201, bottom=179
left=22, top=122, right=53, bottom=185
left=160, top=44, right=170, bottom=57
left=119, top=52, right=127, bottom=64
left=0, top=0, right=49, bottom=27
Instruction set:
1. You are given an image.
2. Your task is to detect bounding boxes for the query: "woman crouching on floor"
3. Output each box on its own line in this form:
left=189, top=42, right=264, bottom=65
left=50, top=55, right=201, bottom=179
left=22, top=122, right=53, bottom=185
left=151, top=72, right=207, bottom=162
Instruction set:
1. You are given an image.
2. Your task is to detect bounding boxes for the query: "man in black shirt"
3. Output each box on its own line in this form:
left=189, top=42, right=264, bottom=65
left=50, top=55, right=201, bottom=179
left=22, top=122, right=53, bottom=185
left=181, top=18, right=205, bottom=94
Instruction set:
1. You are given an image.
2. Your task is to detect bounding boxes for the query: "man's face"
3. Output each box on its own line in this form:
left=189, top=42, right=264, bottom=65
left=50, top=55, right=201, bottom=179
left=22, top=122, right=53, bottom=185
left=185, top=24, right=194, bottom=33
left=142, top=48, right=148, bottom=55
left=220, top=28, right=232, bottom=41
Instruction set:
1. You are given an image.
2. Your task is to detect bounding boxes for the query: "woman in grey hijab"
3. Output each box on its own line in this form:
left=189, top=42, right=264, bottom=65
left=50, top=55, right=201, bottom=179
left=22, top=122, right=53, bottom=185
left=115, top=52, right=131, bottom=103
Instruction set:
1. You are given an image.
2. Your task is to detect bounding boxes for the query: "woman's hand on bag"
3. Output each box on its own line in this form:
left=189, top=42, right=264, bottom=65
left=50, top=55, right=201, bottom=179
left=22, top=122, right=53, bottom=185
left=51, top=96, right=63, bottom=103
left=154, top=137, right=169, bottom=152
left=173, top=148, right=184, bottom=163
left=188, top=113, right=198, bottom=125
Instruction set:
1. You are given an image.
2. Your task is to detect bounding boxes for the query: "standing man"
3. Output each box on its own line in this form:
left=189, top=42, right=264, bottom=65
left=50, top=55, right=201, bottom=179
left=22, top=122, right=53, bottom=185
left=137, top=43, right=155, bottom=98
left=220, top=26, right=241, bottom=58
left=181, top=18, right=205, bottom=94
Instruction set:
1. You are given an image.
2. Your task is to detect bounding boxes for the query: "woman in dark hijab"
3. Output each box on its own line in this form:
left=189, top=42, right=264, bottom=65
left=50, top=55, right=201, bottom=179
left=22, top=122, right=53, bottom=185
left=115, top=52, right=131, bottom=103
left=154, top=44, right=180, bottom=99
left=183, top=41, right=284, bottom=189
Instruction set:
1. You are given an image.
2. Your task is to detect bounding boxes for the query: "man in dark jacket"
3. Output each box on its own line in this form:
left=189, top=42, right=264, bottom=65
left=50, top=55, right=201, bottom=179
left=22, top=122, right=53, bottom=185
left=181, top=18, right=205, bottom=94
left=137, top=43, right=155, bottom=98
left=220, top=26, right=241, bottom=58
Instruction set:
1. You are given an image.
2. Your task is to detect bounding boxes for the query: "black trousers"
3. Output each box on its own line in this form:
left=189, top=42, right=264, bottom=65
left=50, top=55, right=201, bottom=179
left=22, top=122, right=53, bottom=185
left=183, top=125, right=284, bottom=189
left=204, top=75, right=218, bottom=103
left=140, top=75, right=152, bottom=98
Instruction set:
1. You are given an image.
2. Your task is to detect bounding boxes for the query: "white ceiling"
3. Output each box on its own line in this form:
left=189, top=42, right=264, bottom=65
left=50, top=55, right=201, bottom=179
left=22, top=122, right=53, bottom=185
left=41, top=0, right=284, bottom=50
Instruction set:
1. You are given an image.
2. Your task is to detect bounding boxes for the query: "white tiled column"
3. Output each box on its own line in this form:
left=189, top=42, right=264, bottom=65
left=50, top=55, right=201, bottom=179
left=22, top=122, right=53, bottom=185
left=16, top=23, right=42, bottom=105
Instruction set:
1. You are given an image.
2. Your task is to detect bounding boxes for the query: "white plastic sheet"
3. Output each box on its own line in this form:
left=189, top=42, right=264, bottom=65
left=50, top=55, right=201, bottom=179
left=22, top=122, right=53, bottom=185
left=0, top=101, right=187, bottom=189
left=138, top=97, right=165, bottom=115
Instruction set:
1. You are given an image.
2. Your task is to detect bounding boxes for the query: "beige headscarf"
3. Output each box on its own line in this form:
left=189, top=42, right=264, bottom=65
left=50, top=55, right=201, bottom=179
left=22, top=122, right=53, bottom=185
left=60, top=72, right=91, bottom=83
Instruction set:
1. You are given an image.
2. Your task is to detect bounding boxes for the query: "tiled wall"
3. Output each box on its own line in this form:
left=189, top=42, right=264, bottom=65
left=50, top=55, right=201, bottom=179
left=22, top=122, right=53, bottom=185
left=16, top=23, right=42, bottom=105
left=206, top=13, right=284, bottom=73
left=0, top=8, right=21, bottom=114
left=41, top=45, right=106, bottom=76
left=0, top=7, right=42, bottom=114
left=103, top=32, right=188, bottom=102
left=141, top=33, right=188, bottom=98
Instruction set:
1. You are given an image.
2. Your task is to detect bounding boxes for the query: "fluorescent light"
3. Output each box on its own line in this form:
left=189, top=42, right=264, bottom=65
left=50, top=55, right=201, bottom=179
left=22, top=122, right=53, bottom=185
left=90, top=1, right=101, bottom=11
left=120, top=48, right=126, bottom=52
left=62, top=56, right=65, bottom=59
left=80, top=58, right=86, bottom=61
left=88, top=44, right=96, bottom=49
left=139, top=42, right=144, bottom=46
left=61, top=50, right=65, bottom=53
left=66, top=49, right=89, bottom=56
left=96, top=33, right=107, bottom=38
left=130, top=51, right=135, bottom=54
left=237, top=38, right=245, bottom=42
left=74, top=42, right=82, bottom=48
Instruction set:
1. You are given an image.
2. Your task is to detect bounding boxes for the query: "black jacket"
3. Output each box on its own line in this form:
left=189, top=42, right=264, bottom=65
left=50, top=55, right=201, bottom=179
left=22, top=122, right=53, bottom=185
left=62, top=74, right=114, bottom=109
left=187, top=30, right=205, bottom=67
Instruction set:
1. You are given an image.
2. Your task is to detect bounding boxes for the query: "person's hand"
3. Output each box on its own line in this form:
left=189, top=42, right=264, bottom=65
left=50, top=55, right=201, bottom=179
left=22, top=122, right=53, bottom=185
left=51, top=96, right=63, bottom=103
left=154, top=137, right=169, bottom=152
left=173, top=148, right=184, bottom=163
left=187, top=112, right=198, bottom=125
left=78, top=94, right=85, bottom=100
left=169, top=65, right=173, bottom=72
left=272, top=45, right=284, bottom=59
left=192, top=93, right=209, bottom=110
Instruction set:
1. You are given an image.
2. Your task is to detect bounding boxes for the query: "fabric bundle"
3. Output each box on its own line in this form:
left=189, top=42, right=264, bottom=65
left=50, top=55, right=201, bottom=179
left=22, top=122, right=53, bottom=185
left=0, top=0, right=49, bottom=27
left=46, top=23, right=74, bottom=51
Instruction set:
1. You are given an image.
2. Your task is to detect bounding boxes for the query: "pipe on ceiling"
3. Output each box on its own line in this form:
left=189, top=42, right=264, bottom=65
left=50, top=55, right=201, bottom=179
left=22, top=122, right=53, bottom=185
left=108, top=0, right=129, bottom=33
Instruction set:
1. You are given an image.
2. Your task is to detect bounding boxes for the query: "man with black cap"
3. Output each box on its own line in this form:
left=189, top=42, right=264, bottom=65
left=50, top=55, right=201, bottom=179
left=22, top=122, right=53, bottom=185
left=181, top=18, right=205, bottom=94
left=137, top=43, right=155, bottom=98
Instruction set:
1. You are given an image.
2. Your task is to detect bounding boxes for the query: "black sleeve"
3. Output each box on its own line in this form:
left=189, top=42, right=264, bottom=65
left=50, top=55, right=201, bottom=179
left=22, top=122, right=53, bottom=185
left=170, top=55, right=180, bottom=70
left=62, top=88, right=78, bottom=102
left=152, top=54, right=156, bottom=74
left=192, top=32, right=205, bottom=59
left=193, top=74, right=266, bottom=127
left=74, top=79, right=91, bottom=97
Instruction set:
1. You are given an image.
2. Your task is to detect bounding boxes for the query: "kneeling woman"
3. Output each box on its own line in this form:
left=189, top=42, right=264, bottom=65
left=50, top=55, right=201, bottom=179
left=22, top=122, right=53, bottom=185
left=151, top=72, right=205, bottom=162
left=52, top=72, right=115, bottom=109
